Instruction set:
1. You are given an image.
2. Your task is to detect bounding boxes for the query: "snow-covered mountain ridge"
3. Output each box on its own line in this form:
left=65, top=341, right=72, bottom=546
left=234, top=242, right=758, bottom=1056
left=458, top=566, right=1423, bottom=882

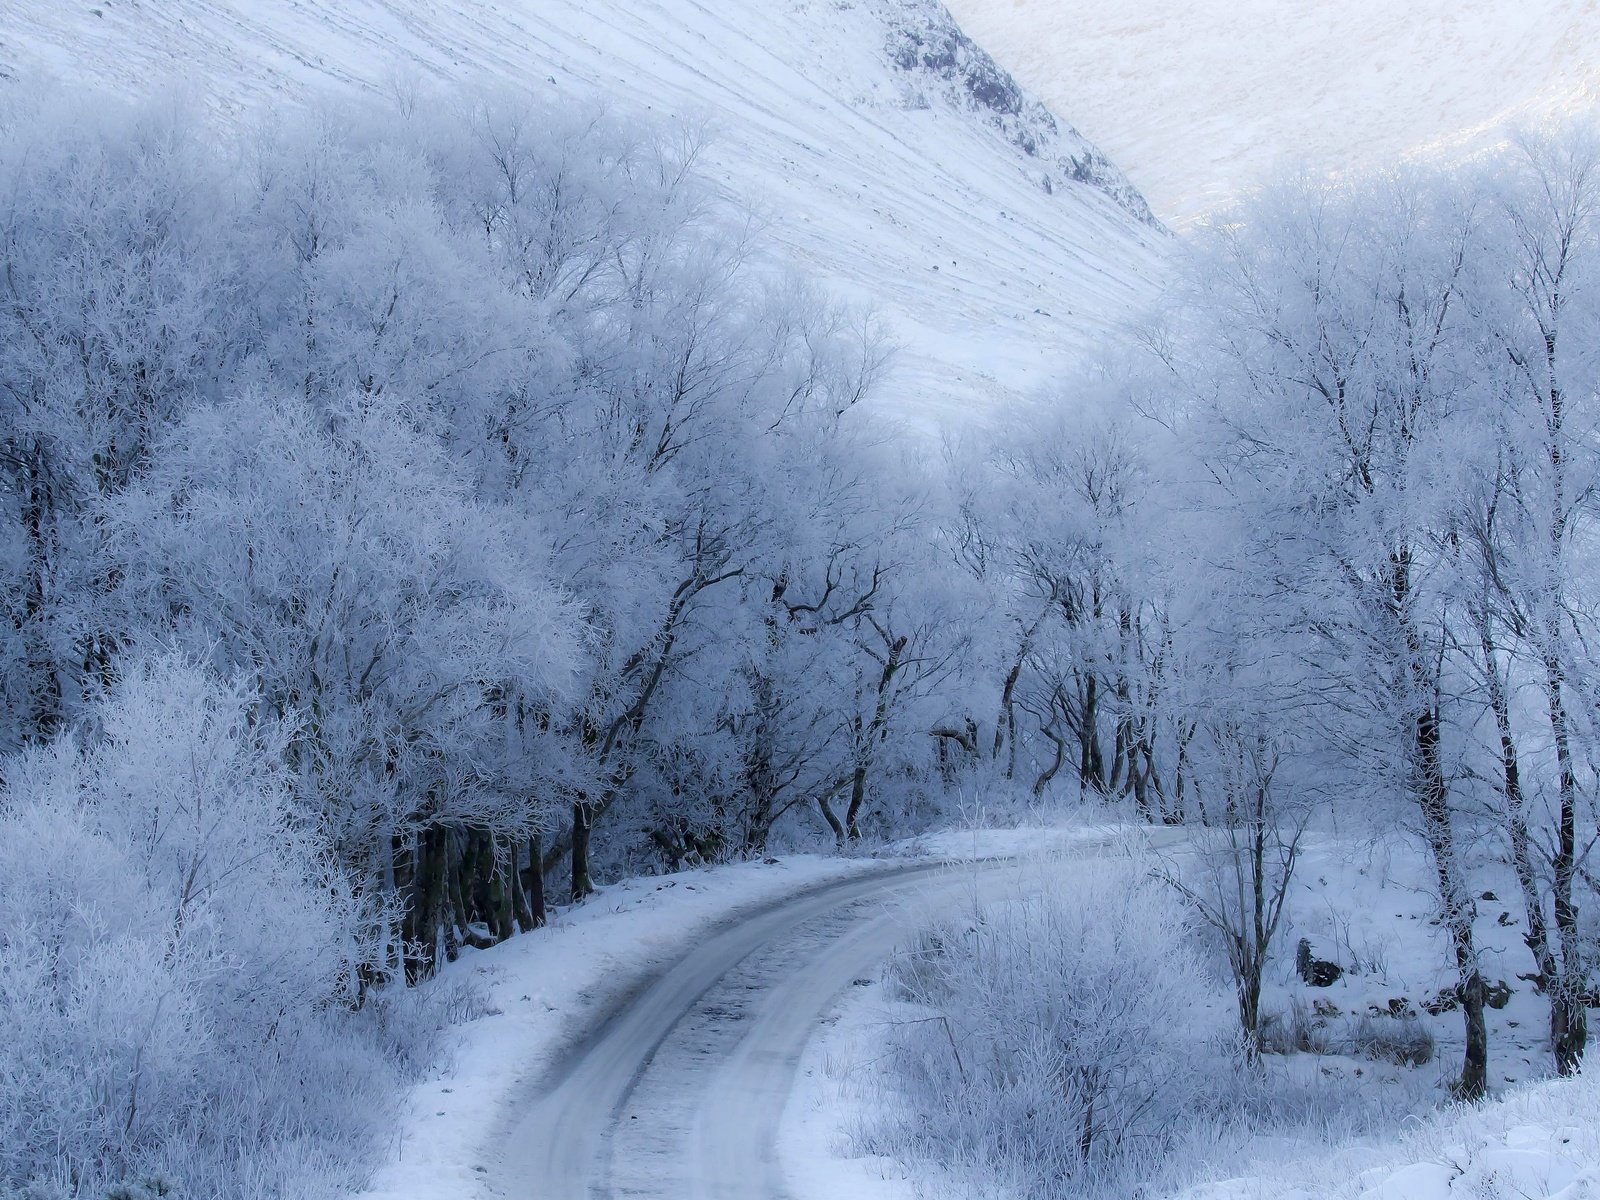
left=0, top=0, right=1165, bottom=425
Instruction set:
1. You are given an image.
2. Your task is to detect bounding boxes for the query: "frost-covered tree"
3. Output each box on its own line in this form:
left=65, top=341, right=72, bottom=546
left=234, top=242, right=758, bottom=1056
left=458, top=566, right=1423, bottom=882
left=0, top=656, right=404, bottom=1199
left=880, top=858, right=1238, bottom=1197
left=1160, top=170, right=1497, bottom=1096
left=1454, top=127, right=1600, bottom=1074
left=111, top=393, right=581, bottom=977
left=0, top=94, right=245, bottom=752
left=0, top=83, right=951, bottom=966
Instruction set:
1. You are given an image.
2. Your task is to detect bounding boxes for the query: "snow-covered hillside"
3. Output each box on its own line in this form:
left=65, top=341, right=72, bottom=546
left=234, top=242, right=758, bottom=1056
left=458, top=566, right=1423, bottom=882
left=947, top=0, right=1600, bottom=225
left=0, top=0, right=1165, bottom=425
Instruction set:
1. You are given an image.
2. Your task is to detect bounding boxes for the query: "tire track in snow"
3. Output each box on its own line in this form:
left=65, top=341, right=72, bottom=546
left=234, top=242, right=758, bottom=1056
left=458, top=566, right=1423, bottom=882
left=490, top=860, right=1023, bottom=1199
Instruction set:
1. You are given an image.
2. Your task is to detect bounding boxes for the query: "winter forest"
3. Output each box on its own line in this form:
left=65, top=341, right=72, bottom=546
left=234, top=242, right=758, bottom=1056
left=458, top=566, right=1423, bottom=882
left=6, top=17, right=1600, bottom=1200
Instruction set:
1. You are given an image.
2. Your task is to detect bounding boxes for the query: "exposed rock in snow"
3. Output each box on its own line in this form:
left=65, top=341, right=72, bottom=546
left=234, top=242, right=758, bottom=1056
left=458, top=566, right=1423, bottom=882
left=877, top=0, right=1156, bottom=224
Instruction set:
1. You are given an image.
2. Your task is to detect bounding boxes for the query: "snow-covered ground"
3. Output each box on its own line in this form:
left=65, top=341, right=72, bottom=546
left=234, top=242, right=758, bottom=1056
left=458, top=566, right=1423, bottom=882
left=786, top=824, right=1588, bottom=1200
left=1271, top=835, right=1555, bottom=1091
left=0, top=0, right=1165, bottom=427
left=1178, top=1072, right=1600, bottom=1200
left=945, top=0, right=1600, bottom=224
left=344, top=813, right=1586, bottom=1200
left=783, top=972, right=923, bottom=1200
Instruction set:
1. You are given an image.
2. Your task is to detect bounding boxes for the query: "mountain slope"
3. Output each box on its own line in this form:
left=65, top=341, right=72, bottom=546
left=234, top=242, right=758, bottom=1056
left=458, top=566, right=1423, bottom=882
left=945, top=0, right=1600, bottom=225
left=1, top=0, right=1165, bottom=426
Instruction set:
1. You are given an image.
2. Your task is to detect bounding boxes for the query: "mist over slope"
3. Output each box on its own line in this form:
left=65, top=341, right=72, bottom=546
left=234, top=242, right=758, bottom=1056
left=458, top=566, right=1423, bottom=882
left=945, top=0, right=1600, bottom=225
left=1, top=0, right=1164, bottom=424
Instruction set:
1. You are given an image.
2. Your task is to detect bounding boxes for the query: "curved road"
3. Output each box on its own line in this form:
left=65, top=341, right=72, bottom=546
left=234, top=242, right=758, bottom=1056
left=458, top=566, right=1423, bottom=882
left=491, top=860, right=1023, bottom=1199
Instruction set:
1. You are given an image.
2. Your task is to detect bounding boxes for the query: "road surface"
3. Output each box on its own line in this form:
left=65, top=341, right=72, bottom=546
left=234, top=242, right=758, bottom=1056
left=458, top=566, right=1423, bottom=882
left=491, top=860, right=1022, bottom=1199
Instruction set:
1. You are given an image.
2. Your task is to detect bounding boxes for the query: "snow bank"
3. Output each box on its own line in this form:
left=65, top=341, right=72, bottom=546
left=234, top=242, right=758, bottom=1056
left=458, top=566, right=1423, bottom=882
left=1182, top=1071, right=1600, bottom=1200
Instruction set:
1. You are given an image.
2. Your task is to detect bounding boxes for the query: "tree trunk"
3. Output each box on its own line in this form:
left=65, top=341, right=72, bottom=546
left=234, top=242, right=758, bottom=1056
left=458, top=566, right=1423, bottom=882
left=742, top=810, right=773, bottom=857
left=21, top=444, right=65, bottom=742
left=450, top=829, right=493, bottom=951
left=1077, top=1075, right=1097, bottom=1162
left=1542, top=647, right=1587, bottom=1073
left=1415, top=701, right=1488, bottom=1100
left=1480, top=615, right=1566, bottom=1072
left=1077, top=672, right=1102, bottom=795
left=523, top=833, right=547, bottom=928
left=460, top=829, right=483, bottom=928
left=1032, top=726, right=1067, bottom=798
left=488, top=834, right=514, bottom=943
left=1539, top=338, right=1587, bottom=1074
left=570, top=801, right=595, bottom=901
left=932, top=724, right=977, bottom=784
left=996, top=602, right=1053, bottom=777
left=845, top=631, right=905, bottom=840
left=817, top=793, right=846, bottom=846
left=1237, top=966, right=1263, bottom=1065
left=1166, top=720, right=1195, bottom=825
left=1392, top=543, right=1486, bottom=1099
left=1238, top=809, right=1269, bottom=1062
left=1128, top=739, right=1155, bottom=822
left=508, top=835, right=535, bottom=932
left=845, top=766, right=868, bottom=841
left=814, top=776, right=851, bottom=848
left=393, top=833, right=417, bottom=982
left=994, top=659, right=1022, bottom=769
left=409, top=825, right=458, bottom=980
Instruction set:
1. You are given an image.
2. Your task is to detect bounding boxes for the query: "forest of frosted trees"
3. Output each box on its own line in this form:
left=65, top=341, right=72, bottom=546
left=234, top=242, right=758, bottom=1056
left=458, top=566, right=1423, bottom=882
left=3, top=81, right=1600, bottom=1199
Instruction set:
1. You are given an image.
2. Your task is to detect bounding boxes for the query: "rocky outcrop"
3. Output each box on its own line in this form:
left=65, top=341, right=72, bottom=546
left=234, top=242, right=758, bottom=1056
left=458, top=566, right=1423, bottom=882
left=877, top=0, right=1159, bottom=227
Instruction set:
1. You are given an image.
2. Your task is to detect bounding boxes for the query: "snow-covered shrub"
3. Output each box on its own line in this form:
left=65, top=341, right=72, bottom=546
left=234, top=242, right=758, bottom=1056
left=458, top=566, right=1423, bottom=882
left=0, top=656, right=415, bottom=1199
left=1259, top=997, right=1334, bottom=1056
left=1260, top=1002, right=1436, bottom=1068
left=1350, top=1014, right=1436, bottom=1067
left=874, top=857, right=1242, bottom=1198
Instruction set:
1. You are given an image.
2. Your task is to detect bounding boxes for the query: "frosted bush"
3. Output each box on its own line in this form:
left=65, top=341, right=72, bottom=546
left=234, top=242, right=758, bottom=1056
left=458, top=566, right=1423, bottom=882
left=875, top=857, right=1242, bottom=1198
left=0, top=657, right=420, bottom=1199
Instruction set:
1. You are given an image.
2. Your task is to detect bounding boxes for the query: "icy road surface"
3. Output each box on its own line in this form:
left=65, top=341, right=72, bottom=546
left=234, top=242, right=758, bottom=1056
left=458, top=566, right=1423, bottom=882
left=491, top=861, right=1021, bottom=1199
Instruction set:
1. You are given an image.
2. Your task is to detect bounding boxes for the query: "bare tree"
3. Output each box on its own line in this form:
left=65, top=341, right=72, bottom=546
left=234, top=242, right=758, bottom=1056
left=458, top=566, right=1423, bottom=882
left=1161, top=725, right=1304, bottom=1060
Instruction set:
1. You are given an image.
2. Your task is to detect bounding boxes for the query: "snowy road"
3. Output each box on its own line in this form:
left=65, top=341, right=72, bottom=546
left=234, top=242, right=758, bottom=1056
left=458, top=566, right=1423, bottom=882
left=490, top=861, right=1011, bottom=1199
